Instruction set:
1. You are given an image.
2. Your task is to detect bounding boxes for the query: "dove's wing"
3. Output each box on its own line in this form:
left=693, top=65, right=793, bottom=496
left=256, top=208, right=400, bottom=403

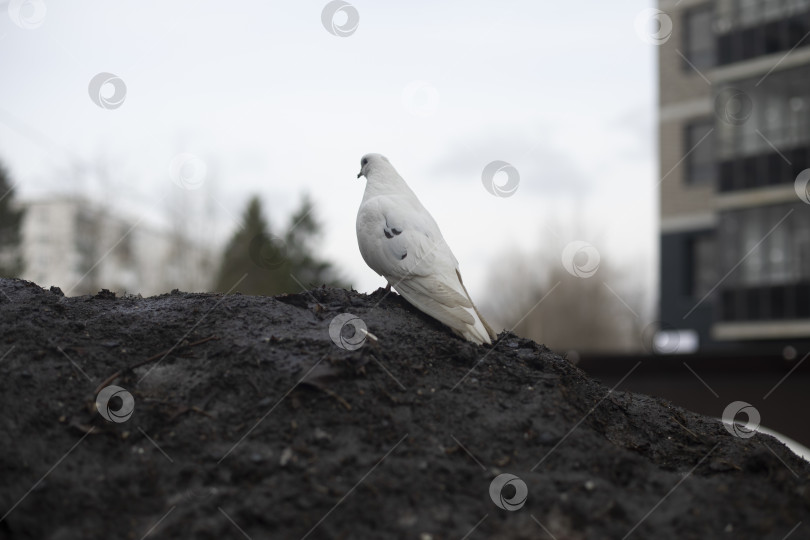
left=356, top=195, right=495, bottom=344
left=357, top=195, right=453, bottom=276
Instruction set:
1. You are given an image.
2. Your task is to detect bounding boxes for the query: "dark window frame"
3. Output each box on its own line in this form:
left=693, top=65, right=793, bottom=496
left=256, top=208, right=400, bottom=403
left=685, top=231, right=716, bottom=299
left=716, top=5, right=810, bottom=65
left=717, top=202, right=810, bottom=321
left=684, top=119, right=716, bottom=187
left=715, top=64, right=810, bottom=192
left=682, top=5, right=717, bottom=71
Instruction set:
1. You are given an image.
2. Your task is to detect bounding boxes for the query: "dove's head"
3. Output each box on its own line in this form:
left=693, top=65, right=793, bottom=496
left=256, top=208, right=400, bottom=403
left=357, top=153, right=391, bottom=179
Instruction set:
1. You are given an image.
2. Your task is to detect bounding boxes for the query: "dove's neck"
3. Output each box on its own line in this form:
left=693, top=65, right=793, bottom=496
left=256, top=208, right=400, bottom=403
left=362, top=169, right=418, bottom=202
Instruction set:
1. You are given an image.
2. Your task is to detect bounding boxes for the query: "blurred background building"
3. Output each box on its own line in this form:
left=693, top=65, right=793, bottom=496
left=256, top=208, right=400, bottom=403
left=19, top=197, right=215, bottom=296
left=579, top=0, right=810, bottom=453
left=659, top=0, right=810, bottom=355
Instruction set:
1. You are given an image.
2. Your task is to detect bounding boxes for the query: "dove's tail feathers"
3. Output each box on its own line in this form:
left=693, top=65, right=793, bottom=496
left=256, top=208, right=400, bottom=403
left=455, top=306, right=494, bottom=345
left=455, top=269, right=498, bottom=344
left=393, top=272, right=496, bottom=346
left=393, top=276, right=477, bottom=337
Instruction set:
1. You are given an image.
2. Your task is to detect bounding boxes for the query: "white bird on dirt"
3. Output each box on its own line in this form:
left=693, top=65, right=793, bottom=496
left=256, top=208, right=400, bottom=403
left=356, top=153, right=497, bottom=345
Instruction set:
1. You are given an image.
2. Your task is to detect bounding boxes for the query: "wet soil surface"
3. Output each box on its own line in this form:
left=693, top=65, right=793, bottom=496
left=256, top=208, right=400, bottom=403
left=0, top=277, right=808, bottom=540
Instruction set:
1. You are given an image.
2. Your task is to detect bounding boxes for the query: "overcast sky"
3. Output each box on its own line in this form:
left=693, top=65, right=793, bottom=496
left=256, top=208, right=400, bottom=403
left=0, top=0, right=658, bottom=305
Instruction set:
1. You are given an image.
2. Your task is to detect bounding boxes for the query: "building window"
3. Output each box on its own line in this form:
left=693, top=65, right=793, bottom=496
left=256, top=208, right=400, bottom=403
left=716, top=64, right=810, bottom=191
left=715, top=1, right=810, bottom=65
left=684, top=120, right=715, bottom=186
left=717, top=202, right=810, bottom=321
left=719, top=204, right=807, bottom=287
left=686, top=232, right=716, bottom=298
left=683, top=6, right=716, bottom=70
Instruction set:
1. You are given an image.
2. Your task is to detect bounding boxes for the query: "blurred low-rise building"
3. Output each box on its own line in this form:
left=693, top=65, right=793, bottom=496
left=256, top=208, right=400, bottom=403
left=658, top=0, right=810, bottom=354
left=20, top=197, right=215, bottom=296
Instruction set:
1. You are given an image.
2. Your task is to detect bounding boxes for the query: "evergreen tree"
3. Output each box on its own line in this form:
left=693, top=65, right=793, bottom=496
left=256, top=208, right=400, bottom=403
left=214, top=195, right=346, bottom=295
left=0, top=165, right=24, bottom=277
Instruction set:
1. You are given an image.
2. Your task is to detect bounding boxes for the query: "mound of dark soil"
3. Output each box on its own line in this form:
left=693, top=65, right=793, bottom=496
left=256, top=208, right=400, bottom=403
left=0, top=277, right=808, bottom=539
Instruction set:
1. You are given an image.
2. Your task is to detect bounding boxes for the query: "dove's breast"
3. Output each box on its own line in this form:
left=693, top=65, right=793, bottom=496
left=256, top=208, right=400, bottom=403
left=356, top=198, right=388, bottom=276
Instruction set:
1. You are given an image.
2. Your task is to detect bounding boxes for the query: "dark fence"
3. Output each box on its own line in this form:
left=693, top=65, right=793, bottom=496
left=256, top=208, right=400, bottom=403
left=577, top=352, right=810, bottom=449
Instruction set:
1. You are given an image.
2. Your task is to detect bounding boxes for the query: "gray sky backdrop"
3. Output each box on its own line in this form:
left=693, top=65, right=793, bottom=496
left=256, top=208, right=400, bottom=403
left=0, top=0, right=658, bottom=303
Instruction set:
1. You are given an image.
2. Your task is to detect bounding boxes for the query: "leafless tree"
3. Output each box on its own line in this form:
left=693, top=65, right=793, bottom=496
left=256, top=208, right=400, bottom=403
left=482, top=227, right=648, bottom=355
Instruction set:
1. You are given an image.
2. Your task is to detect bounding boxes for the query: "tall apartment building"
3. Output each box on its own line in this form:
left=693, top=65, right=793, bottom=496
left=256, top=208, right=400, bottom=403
left=658, top=0, right=810, bottom=352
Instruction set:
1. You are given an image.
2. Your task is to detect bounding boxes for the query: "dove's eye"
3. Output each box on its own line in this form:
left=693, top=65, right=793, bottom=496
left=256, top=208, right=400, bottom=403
left=361, top=157, right=368, bottom=167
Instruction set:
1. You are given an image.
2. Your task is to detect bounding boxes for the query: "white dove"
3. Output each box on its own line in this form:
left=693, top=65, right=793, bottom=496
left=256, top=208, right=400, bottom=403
left=356, top=153, right=497, bottom=345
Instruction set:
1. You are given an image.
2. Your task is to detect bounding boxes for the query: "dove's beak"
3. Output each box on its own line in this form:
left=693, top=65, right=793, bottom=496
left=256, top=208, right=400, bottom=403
left=357, top=171, right=363, bottom=179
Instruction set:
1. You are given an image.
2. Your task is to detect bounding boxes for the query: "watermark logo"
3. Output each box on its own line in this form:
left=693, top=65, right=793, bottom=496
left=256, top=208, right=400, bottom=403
left=795, top=168, right=810, bottom=204
left=95, top=385, right=135, bottom=423
left=634, top=8, right=673, bottom=45
left=722, top=401, right=760, bottom=439
left=8, top=0, right=47, bottom=29
left=714, top=88, right=753, bottom=126
left=641, top=321, right=679, bottom=354
left=248, top=234, right=287, bottom=270
left=401, top=80, right=440, bottom=117
left=561, top=241, right=600, bottom=278
left=183, top=486, right=217, bottom=502
left=329, top=313, right=367, bottom=350
left=169, top=153, right=207, bottom=190
left=489, top=473, right=528, bottom=511
left=88, top=72, right=127, bottom=110
left=481, top=160, right=519, bottom=198
left=321, top=0, right=359, bottom=37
